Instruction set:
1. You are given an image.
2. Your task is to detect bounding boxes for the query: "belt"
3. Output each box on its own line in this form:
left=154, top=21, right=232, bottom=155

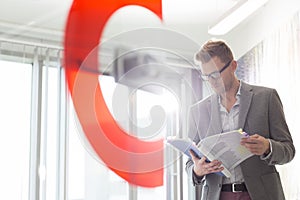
left=221, top=182, right=248, bottom=193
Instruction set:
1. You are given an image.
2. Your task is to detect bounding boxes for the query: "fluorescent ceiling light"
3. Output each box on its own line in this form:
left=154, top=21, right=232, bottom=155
left=208, top=0, right=269, bottom=35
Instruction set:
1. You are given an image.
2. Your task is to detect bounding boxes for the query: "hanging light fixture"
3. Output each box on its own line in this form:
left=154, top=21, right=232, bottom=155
left=208, top=0, right=269, bottom=35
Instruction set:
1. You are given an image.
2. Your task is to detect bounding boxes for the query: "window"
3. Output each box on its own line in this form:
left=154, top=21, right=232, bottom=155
left=67, top=75, right=181, bottom=200
left=0, top=43, right=193, bottom=200
left=0, top=60, right=32, bottom=200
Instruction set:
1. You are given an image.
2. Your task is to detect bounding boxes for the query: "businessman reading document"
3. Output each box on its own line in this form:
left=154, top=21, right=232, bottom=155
left=185, top=39, right=295, bottom=200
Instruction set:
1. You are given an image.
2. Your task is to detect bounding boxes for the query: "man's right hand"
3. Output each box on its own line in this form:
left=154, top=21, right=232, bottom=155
left=189, top=150, right=224, bottom=177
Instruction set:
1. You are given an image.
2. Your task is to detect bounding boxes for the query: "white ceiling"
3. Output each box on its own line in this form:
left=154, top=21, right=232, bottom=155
left=0, top=0, right=300, bottom=58
left=0, top=0, right=236, bottom=29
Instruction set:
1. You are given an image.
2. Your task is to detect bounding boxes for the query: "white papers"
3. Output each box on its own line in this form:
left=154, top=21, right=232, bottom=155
left=166, top=129, right=253, bottom=178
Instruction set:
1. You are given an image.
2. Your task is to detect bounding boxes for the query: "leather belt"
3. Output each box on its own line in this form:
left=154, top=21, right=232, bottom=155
left=221, top=182, right=247, bottom=193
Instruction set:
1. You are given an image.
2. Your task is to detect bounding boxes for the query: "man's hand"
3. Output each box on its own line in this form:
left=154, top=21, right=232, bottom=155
left=189, top=150, right=224, bottom=177
left=240, top=134, right=270, bottom=155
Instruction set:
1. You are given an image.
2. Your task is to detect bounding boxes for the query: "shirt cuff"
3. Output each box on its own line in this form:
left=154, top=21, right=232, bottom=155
left=260, top=139, right=272, bottom=160
left=192, top=169, right=204, bottom=185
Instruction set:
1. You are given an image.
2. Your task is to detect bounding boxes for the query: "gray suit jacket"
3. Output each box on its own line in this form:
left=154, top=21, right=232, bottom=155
left=186, top=81, right=295, bottom=200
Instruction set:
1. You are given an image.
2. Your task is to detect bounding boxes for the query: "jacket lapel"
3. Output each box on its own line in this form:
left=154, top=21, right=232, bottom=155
left=238, top=82, right=253, bottom=129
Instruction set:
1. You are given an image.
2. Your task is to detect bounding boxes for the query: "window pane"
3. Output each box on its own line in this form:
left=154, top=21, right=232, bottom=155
left=41, top=66, right=59, bottom=200
left=0, top=60, right=32, bottom=200
left=67, top=75, right=181, bottom=199
left=67, top=75, right=128, bottom=200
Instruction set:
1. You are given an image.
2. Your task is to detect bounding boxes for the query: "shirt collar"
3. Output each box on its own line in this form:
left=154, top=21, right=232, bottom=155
left=236, top=80, right=242, bottom=97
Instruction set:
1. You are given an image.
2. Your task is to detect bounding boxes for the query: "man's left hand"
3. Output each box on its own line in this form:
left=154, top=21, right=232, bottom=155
left=240, top=134, right=270, bottom=155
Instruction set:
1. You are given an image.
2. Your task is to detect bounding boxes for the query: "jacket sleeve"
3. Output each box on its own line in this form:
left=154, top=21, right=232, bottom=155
left=262, top=89, right=295, bottom=165
left=185, top=104, right=205, bottom=185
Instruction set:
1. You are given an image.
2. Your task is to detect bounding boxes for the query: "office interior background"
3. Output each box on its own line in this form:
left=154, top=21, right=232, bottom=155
left=1, top=0, right=300, bottom=199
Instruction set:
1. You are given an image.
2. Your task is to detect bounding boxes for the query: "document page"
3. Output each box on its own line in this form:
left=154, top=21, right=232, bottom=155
left=166, top=129, right=253, bottom=178
left=198, top=129, right=253, bottom=177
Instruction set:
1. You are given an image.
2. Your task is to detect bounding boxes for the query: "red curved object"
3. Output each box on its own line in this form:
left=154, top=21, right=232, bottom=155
left=64, top=0, right=164, bottom=187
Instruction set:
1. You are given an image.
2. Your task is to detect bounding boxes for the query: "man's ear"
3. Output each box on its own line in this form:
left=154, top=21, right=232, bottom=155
left=232, top=60, right=238, bottom=71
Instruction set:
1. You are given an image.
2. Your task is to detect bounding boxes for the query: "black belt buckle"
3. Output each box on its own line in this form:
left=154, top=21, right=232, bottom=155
left=232, top=183, right=241, bottom=193
left=221, top=182, right=247, bottom=192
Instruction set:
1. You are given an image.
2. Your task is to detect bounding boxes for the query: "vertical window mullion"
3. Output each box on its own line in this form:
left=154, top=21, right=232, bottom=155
left=56, top=51, right=68, bottom=200
left=29, top=47, right=43, bottom=200
left=41, top=49, right=49, bottom=200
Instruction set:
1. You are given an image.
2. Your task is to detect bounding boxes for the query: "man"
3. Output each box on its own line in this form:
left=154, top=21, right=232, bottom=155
left=186, top=39, right=295, bottom=200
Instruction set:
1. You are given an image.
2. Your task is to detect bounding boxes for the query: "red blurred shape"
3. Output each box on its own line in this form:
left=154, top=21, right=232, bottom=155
left=64, top=0, right=164, bottom=187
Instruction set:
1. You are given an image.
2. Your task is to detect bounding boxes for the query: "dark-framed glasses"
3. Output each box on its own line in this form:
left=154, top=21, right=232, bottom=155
left=200, top=60, right=232, bottom=81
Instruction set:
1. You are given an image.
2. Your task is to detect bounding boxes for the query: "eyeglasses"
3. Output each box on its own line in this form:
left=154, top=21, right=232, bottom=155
left=200, top=60, right=232, bottom=81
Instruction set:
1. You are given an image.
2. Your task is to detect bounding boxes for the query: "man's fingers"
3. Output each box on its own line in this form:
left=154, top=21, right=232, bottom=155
left=189, top=150, right=201, bottom=162
left=189, top=150, right=197, bottom=159
left=241, top=137, right=258, bottom=144
left=199, top=156, right=207, bottom=164
left=189, top=150, right=209, bottom=166
left=205, top=162, right=224, bottom=173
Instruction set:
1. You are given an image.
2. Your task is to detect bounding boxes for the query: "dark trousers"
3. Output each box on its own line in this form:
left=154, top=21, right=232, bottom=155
left=220, top=191, right=251, bottom=200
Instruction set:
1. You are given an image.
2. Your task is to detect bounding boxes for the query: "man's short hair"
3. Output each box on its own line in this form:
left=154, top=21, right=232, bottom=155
left=194, top=39, right=234, bottom=65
